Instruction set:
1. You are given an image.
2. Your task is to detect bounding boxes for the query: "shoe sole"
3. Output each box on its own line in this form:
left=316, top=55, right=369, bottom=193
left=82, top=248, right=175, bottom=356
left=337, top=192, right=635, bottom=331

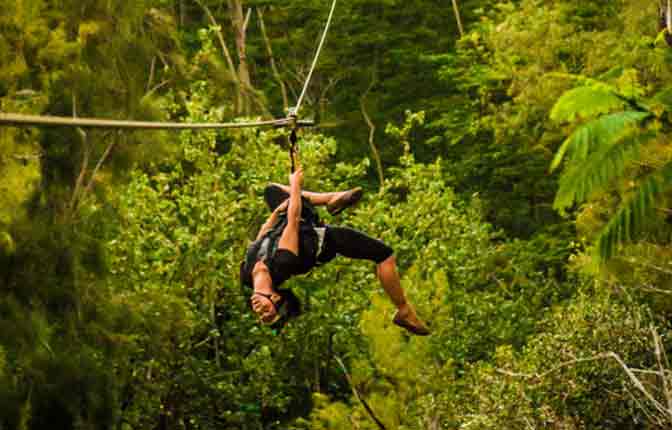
left=393, top=317, right=431, bottom=336
left=328, top=188, right=363, bottom=216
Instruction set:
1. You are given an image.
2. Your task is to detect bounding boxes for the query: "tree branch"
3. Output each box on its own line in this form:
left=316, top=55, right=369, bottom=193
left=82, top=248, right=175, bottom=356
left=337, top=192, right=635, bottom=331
left=79, top=133, right=117, bottom=208
left=360, top=71, right=384, bottom=189
left=69, top=94, right=90, bottom=215
left=617, top=256, right=672, bottom=276
left=335, top=356, right=387, bottom=430
left=651, top=326, right=672, bottom=414
left=146, top=56, right=157, bottom=93
left=451, top=0, right=464, bottom=37
left=195, top=0, right=238, bottom=81
left=243, top=7, right=252, bottom=35
left=497, top=349, right=672, bottom=424
left=258, top=7, right=288, bottom=112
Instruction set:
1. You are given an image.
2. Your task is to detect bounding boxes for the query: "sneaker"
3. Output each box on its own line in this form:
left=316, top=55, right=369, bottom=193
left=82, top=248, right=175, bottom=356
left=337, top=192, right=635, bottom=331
left=327, top=187, right=363, bottom=216
left=393, top=307, right=431, bottom=336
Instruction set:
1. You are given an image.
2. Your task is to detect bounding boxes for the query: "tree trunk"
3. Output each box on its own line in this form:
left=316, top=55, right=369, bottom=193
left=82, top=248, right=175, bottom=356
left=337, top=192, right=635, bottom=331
left=229, top=0, right=253, bottom=114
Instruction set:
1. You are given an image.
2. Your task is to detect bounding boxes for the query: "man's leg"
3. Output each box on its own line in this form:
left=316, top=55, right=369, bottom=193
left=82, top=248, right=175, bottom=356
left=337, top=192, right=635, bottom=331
left=321, top=226, right=430, bottom=335
left=269, top=183, right=360, bottom=209
left=264, top=184, right=291, bottom=211
left=377, top=256, right=430, bottom=336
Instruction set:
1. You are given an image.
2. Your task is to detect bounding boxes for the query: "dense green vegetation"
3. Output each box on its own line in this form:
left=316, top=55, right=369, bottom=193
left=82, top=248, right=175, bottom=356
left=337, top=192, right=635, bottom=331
left=2, top=0, right=672, bottom=428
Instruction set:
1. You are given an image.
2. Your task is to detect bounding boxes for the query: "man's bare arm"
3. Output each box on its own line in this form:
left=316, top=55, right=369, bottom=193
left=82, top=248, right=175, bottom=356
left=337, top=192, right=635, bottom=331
left=287, top=169, right=303, bottom=227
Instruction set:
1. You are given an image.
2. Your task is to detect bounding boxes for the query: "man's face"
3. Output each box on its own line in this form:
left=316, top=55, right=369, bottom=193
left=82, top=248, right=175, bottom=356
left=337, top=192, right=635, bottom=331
left=250, top=262, right=278, bottom=324
left=250, top=293, right=278, bottom=323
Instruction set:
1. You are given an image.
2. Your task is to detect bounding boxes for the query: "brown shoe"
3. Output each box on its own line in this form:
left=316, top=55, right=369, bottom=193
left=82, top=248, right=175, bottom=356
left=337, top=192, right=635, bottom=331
left=393, top=307, right=431, bottom=336
left=327, top=187, right=363, bottom=216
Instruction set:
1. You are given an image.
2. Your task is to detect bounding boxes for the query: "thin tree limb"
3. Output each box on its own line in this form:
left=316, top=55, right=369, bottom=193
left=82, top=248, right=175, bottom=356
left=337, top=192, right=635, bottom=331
left=194, top=0, right=243, bottom=112
left=194, top=0, right=239, bottom=83
left=12, top=153, right=43, bottom=161
left=243, top=7, right=252, bottom=34
left=637, top=284, right=672, bottom=295
left=496, top=354, right=610, bottom=381
left=334, top=356, right=387, bottom=430
left=147, top=56, right=157, bottom=93
left=360, top=71, right=384, bottom=189
left=617, top=257, right=672, bottom=276
left=145, top=80, right=172, bottom=99
left=451, top=0, right=464, bottom=37
left=651, top=326, right=672, bottom=414
left=257, top=7, right=288, bottom=111
left=70, top=94, right=90, bottom=214
left=229, top=0, right=251, bottom=114
left=79, top=134, right=117, bottom=208
left=497, top=350, right=672, bottom=423
left=318, top=73, right=343, bottom=123
left=607, top=351, right=671, bottom=419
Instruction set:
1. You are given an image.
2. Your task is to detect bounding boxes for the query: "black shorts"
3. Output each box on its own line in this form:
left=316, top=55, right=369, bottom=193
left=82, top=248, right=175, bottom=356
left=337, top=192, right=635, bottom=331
left=264, top=184, right=393, bottom=266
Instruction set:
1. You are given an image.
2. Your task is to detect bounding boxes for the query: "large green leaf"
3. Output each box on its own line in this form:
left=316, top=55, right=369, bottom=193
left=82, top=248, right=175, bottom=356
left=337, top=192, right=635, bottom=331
left=550, top=111, right=650, bottom=172
left=550, top=86, right=626, bottom=124
left=553, top=131, right=654, bottom=212
left=597, top=162, right=672, bottom=260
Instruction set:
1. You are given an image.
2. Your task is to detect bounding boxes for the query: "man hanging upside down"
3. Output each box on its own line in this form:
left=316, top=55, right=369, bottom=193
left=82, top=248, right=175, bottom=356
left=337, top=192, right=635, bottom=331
left=240, top=167, right=430, bottom=335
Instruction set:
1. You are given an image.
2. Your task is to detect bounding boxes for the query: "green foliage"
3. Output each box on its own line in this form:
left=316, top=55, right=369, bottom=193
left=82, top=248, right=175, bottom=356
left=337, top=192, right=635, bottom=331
left=598, top=161, right=672, bottom=259
left=551, top=110, right=651, bottom=208
left=3, top=1, right=672, bottom=429
left=549, top=76, right=672, bottom=260
left=550, top=85, right=626, bottom=123
left=459, top=287, right=659, bottom=428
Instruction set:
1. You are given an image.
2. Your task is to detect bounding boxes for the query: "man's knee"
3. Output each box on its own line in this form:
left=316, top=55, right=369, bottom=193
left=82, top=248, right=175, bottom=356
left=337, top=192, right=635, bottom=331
left=264, top=183, right=283, bottom=197
left=264, top=183, right=288, bottom=210
left=376, top=249, right=395, bottom=265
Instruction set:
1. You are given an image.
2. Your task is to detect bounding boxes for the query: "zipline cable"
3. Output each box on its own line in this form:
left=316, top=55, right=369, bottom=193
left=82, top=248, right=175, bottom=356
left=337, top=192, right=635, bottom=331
left=0, top=113, right=314, bottom=130
left=288, top=0, right=338, bottom=172
left=293, top=0, right=338, bottom=117
left=0, top=0, right=337, bottom=133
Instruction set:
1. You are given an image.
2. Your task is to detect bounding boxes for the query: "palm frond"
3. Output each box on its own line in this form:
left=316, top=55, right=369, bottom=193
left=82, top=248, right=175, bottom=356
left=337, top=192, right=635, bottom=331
left=597, top=162, right=672, bottom=260
left=553, top=131, right=655, bottom=212
left=550, top=86, right=626, bottom=124
left=550, top=111, right=650, bottom=172
left=649, top=86, right=672, bottom=112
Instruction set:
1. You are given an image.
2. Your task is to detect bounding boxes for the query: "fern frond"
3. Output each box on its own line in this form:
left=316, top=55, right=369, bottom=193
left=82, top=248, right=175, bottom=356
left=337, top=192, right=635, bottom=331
left=553, top=131, right=654, bottom=212
left=550, top=86, right=626, bottom=124
left=550, top=111, right=650, bottom=172
left=546, top=72, right=620, bottom=90
left=596, top=162, right=672, bottom=261
left=650, top=86, right=672, bottom=113
left=597, top=66, right=625, bottom=81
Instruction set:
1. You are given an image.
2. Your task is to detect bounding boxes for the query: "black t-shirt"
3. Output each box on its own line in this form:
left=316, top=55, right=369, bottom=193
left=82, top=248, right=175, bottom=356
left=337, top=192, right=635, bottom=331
left=242, top=220, right=319, bottom=289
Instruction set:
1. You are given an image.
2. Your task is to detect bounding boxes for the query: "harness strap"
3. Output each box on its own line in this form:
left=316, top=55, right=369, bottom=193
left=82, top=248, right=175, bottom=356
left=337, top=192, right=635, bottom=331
left=314, top=227, right=326, bottom=258
left=258, top=236, right=272, bottom=261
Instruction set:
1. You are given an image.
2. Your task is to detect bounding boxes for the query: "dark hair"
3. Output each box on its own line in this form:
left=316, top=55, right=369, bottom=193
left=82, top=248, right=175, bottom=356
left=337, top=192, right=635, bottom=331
left=241, top=257, right=302, bottom=331
left=240, top=261, right=252, bottom=288
left=269, top=288, right=302, bottom=331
